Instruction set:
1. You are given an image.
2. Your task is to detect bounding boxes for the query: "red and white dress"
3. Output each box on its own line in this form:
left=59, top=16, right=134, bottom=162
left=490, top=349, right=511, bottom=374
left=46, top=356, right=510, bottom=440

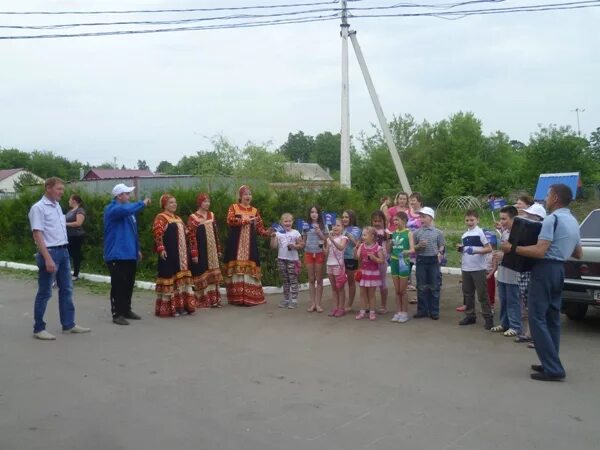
left=358, top=243, right=383, bottom=288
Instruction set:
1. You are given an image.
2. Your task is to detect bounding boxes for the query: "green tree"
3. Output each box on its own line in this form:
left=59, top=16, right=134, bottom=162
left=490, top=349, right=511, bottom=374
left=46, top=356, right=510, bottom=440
left=13, top=172, right=42, bottom=193
left=278, top=131, right=314, bottom=163
left=521, top=125, right=599, bottom=187
left=0, top=148, right=31, bottom=169
left=155, top=160, right=175, bottom=174
left=588, top=126, right=600, bottom=162
left=235, top=143, right=291, bottom=182
left=310, top=132, right=340, bottom=173
left=137, top=160, right=149, bottom=171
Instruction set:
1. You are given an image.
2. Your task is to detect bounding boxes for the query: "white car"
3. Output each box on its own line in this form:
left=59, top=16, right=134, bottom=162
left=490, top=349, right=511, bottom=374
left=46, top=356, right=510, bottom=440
left=562, top=209, right=600, bottom=320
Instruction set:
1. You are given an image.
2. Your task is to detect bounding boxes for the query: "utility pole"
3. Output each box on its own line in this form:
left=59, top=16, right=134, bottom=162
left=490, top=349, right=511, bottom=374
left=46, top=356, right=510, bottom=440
left=339, top=0, right=351, bottom=187
left=337, top=0, right=412, bottom=193
left=349, top=31, right=411, bottom=194
left=571, top=107, right=585, bottom=136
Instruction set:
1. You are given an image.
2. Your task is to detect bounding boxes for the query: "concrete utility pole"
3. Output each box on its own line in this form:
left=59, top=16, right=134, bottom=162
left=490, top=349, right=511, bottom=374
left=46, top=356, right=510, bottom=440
left=338, top=0, right=412, bottom=193
left=339, top=0, right=351, bottom=187
left=571, top=107, right=585, bottom=136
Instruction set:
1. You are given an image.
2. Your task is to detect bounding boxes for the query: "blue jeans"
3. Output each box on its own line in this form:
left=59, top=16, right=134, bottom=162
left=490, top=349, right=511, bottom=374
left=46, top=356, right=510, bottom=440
left=498, top=281, right=521, bottom=333
left=528, top=260, right=566, bottom=378
left=416, top=256, right=440, bottom=317
left=34, top=248, right=76, bottom=333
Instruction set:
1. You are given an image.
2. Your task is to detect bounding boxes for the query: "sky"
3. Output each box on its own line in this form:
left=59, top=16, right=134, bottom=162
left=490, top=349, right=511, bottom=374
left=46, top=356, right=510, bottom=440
left=0, top=0, right=598, bottom=171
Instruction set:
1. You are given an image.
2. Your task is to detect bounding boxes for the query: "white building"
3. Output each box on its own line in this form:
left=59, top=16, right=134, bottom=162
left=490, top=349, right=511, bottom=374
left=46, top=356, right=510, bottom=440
left=0, top=168, right=44, bottom=195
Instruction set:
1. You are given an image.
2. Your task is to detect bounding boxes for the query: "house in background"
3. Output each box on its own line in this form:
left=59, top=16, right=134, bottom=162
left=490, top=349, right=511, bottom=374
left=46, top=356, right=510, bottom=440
left=82, top=168, right=154, bottom=181
left=283, top=163, right=334, bottom=182
left=0, top=168, right=44, bottom=196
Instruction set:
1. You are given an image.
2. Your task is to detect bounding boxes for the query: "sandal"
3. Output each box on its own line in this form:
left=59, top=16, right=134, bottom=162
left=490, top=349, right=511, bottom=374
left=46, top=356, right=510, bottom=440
left=376, top=308, right=388, bottom=315
left=355, top=311, right=366, bottom=320
left=503, top=328, right=518, bottom=337
left=333, top=309, right=345, bottom=317
left=490, top=325, right=505, bottom=332
left=307, top=304, right=316, bottom=312
left=515, top=335, right=532, bottom=343
left=455, top=305, right=466, bottom=312
left=369, top=311, right=377, bottom=321
left=316, top=305, right=324, bottom=313
left=527, top=342, right=535, bottom=349
left=409, top=299, right=417, bottom=304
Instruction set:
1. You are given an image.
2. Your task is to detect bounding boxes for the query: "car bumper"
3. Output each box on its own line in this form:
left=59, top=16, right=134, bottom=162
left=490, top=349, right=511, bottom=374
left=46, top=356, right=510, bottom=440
left=563, top=278, right=600, bottom=305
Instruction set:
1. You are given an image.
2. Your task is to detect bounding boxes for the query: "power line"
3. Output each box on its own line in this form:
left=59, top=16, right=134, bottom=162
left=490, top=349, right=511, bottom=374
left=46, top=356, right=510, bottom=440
left=0, top=14, right=341, bottom=40
left=0, top=1, right=363, bottom=15
left=0, top=1, right=598, bottom=40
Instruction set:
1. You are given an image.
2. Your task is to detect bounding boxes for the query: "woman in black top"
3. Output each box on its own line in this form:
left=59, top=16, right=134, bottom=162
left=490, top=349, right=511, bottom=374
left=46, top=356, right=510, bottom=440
left=66, top=194, right=86, bottom=280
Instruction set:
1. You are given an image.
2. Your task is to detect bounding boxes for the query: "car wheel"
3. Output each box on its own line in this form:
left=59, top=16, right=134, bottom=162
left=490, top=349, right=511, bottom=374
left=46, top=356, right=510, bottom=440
left=563, top=303, right=588, bottom=321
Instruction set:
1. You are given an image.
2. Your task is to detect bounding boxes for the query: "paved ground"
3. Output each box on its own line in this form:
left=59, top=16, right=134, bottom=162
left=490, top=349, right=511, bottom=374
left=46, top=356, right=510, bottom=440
left=1, top=273, right=599, bottom=450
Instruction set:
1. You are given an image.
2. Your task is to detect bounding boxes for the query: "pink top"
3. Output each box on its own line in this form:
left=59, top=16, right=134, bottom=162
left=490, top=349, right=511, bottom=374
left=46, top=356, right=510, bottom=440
left=359, top=243, right=381, bottom=272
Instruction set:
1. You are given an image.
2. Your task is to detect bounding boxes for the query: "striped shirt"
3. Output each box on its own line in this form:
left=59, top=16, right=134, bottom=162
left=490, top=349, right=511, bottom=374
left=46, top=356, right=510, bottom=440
left=414, top=225, right=445, bottom=257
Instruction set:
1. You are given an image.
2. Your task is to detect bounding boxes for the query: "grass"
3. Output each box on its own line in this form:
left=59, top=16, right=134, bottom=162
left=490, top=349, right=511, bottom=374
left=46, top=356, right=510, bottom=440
left=0, top=267, right=148, bottom=297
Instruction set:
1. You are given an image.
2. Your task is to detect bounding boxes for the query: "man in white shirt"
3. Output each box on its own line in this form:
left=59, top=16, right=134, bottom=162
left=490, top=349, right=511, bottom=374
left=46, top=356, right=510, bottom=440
left=28, top=177, right=90, bottom=340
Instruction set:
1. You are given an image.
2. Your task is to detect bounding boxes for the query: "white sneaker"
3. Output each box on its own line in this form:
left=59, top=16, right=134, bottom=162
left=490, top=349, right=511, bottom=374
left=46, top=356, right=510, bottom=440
left=391, top=313, right=401, bottom=322
left=398, top=313, right=409, bottom=323
left=63, top=324, right=91, bottom=334
left=34, top=330, right=56, bottom=340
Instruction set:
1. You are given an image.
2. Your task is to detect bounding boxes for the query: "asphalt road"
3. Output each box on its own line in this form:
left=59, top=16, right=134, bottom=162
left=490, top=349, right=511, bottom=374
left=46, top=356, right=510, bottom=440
left=1, top=273, right=599, bottom=450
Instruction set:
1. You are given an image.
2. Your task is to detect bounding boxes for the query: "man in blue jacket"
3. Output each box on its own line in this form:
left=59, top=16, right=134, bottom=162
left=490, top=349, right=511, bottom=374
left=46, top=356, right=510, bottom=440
left=104, top=183, right=150, bottom=325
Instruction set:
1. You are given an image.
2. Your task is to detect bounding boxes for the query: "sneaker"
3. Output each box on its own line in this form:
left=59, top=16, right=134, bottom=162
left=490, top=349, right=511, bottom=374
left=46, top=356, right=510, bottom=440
left=490, top=325, right=505, bottom=332
left=113, top=316, right=130, bottom=326
left=333, top=309, right=345, bottom=318
left=34, top=330, right=56, bottom=340
left=459, top=316, right=476, bottom=326
left=124, top=311, right=142, bottom=320
left=328, top=309, right=336, bottom=317
left=455, top=305, right=466, bottom=312
left=278, top=301, right=289, bottom=308
left=355, top=310, right=367, bottom=320
left=63, top=324, right=91, bottom=334
left=287, top=302, right=298, bottom=309
left=398, top=313, right=409, bottom=323
left=391, top=313, right=401, bottom=322
left=413, top=313, right=428, bottom=319
left=72, top=276, right=79, bottom=281
left=430, top=314, right=440, bottom=320
left=484, top=317, right=494, bottom=330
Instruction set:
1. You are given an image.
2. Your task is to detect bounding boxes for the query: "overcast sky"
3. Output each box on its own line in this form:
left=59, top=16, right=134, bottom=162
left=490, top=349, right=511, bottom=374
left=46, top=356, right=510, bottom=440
left=0, top=0, right=598, bottom=170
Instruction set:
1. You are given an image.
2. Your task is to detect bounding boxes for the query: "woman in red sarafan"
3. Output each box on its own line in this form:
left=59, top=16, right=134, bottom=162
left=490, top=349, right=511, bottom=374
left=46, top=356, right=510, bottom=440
left=187, top=192, right=224, bottom=308
left=152, top=194, right=196, bottom=317
left=223, top=185, right=273, bottom=306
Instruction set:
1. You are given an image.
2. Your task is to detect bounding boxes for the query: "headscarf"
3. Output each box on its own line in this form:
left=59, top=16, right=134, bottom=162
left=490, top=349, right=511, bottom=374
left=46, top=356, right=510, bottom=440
left=196, top=193, right=210, bottom=208
left=160, top=194, right=174, bottom=210
left=238, top=185, right=251, bottom=202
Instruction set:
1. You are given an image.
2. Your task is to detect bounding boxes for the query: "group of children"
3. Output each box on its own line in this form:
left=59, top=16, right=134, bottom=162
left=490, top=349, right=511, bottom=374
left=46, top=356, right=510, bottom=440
left=271, top=191, right=547, bottom=339
left=271, top=191, right=446, bottom=323
left=456, top=194, right=546, bottom=347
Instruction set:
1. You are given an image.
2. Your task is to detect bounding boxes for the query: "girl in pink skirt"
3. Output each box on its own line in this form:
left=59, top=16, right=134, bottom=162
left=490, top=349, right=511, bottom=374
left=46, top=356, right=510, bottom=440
left=355, top=226, right=385, bottom=320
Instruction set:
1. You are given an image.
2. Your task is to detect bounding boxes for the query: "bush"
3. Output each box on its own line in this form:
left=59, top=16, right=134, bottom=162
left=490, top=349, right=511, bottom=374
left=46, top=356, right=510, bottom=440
left=0, top=184, right=379, bottom=286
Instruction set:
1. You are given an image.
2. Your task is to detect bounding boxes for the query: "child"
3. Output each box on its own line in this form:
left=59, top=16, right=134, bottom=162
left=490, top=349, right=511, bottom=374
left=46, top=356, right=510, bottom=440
left=457, top=210, right=494, bottom=329
left=341, top=209, right=362, bottom=311
left=413, top=207, right=445, bottom=320
left=406, top=192, right=424, bottom=293
left=355, top=226, right=385, bottom=320
left=325, top=218, right=348, bottom=317
left=371, top=210, right=389, bottom=314
left=379, top=196, right=391, bottom=217
left=271, top=213, right=303, bottom=309
left=388, top=211, right=415, bottom=323
left=303, top=205, right=328, bottom=313
left=489, top=206, right=522, bottom=336
left=387, top=192, right=409, bottom=232
left=514, top=203, right=546, bottom=345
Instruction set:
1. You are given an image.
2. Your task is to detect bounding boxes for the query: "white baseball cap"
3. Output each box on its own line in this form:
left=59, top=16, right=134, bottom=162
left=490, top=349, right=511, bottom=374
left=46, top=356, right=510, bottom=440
left=418, top=206, right=435, bottom=219
left=523, top=203, right=547, bottom=219
left=112, top=183, right=135, bottom=197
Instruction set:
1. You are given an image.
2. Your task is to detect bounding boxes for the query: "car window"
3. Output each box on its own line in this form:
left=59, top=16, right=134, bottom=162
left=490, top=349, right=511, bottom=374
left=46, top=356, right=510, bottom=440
left=580, top=210, right=600, bottom=239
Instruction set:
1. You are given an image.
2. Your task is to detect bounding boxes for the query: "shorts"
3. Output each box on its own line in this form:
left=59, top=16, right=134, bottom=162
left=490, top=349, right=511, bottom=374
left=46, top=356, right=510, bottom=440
left=327, top=265, right=344, bottom=276
left=344, top=258, right=359, bottom=271
left=390, top=257, right=410, bottom=278
left=304, top=252, right=325, bottom=265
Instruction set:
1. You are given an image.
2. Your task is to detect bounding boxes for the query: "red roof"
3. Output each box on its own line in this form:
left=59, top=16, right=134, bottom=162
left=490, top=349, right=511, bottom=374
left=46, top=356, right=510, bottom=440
left=83, top=168, right=154, bottom=180
left=0, top=168, right=25, bottom=181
